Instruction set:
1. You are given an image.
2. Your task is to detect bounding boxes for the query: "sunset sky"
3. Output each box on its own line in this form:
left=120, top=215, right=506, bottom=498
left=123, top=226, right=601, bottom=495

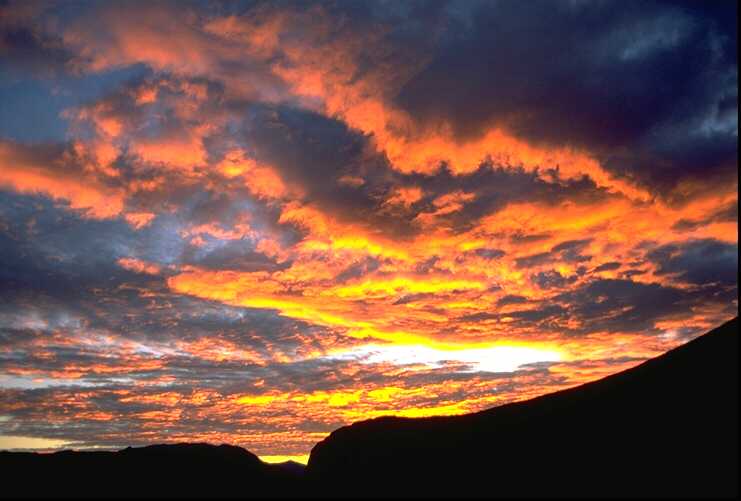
left=0, top=0, right=737, bottom=462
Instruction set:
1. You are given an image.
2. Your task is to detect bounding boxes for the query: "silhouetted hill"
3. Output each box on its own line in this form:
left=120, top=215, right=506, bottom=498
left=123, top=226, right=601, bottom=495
left=307, top=318, right=739, bottom=498
left=0, top=443, right=304, bottom=498
left=273, top=460, right=307, bottom=476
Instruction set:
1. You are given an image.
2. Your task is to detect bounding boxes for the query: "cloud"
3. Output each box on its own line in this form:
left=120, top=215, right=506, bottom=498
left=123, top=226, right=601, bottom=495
left=647, top=239, right=739, bottom=287
left=554, top=279, right=689, bottom=333
left=532, top=270, right=578, bottom=290
left=593, top=262, right=622, bottom=273
left=496, top=295, right=528, bottom=307
left=0, top=1, right=73, bottom=77
left=393, top=0, right=738, bottom=201
left=0, top=140, right=125, bottom=218
left=515, top=239, right=592, bottom=269
left=672, top=201, right=738, bottom=232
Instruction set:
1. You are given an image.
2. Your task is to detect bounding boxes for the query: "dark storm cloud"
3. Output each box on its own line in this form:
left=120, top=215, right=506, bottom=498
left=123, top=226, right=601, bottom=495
left=241, top=104, right=409, bottom=228
left=647, top=239, right=738, bottom=287
left=180, top=242, right=289, bottom=273
left=407, top=163, right=611, bottom=234
left=507, top=305, right=568, bottom=324
left=0, top=191, right=152, bottom=302
left=593, top=262, right=622, bottom=273
left=496, top=295, right=528, bottom=307
left=241, top=103, right=618, bottom=239
left=0, top=1, right=73, bottom=77
left=455, top=302, right=570, bottom=325
left=335, top=257, right=382, bottom=283
left=392, top=293, right=435, bottom=306
left=452, top=273, right=735, bottom=336
left=515, top=238, right=593, bottom=269
left=0, top=139, right=109, bottom=185
left=509, top=232, right=552, bottom=245
left=551, top=239, right=592, bottom=253
left=394, top=0, right=738, bottom=199
left=472, top=248, right=505, bottom=260
left=621, top=269, right=649, bottom=279
left=515, top=252, right=551, bottom=269
left=531, top=270, right=577, bottom=290
left=555, top=278, right=686, bottom=333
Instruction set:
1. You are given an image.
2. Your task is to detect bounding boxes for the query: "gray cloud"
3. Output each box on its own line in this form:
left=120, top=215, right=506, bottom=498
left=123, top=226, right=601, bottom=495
left=647, top=239, right=738, bottom=287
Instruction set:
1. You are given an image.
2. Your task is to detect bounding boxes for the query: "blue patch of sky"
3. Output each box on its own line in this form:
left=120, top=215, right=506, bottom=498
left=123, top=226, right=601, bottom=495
left=0, top=64, right=150, bottom=143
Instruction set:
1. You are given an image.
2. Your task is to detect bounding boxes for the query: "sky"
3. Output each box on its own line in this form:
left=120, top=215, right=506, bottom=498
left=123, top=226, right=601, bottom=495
left=0, top=0, right=737, bottom=462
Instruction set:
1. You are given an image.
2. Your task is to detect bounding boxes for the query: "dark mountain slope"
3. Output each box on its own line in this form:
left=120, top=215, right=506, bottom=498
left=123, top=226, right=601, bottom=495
left=0, top=443, right=304, bottom=498
left=307, top=318, right=739, bottom=498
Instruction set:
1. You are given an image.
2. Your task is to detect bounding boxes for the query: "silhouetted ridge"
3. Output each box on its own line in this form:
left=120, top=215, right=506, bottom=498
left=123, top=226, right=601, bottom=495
left=0, top=442, right=303, bottom=498
left=273, top=460, right=307, bottom=476
left=307, top=317, right=739, bottom=498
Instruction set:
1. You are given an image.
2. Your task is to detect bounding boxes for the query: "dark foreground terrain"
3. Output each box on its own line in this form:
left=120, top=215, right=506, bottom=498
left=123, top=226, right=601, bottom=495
left=1, top=443, right=304, bottom=498
left=2, top=318, right=737, bottom=498
left=308, top=317, right=739, bottom=498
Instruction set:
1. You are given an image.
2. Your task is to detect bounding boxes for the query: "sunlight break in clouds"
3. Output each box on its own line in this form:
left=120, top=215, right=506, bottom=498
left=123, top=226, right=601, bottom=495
left=330, top=344, right=562, bottom=374
left=0, top=0, right=737, bottom=458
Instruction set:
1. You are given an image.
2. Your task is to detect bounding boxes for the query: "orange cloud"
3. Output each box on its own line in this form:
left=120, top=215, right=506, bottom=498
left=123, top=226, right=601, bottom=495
left=384, top=186, right=424, bottom=208
left=215, top=150, right=292, bottom=200
left=117, top=257, right=161, bottom=275
left=0, top=141, right=125, bottom=219
left=124, top=212, right=156, bottom=229
left=131, top=134, right=208, bottom=172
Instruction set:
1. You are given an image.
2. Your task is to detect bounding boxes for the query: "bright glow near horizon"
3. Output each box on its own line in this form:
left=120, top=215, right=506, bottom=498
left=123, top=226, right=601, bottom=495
left=331, top=344, right=563, bottom=373
left=0, top=435, right=69, bottom=451
left=260, top=454, right=309, bottom=465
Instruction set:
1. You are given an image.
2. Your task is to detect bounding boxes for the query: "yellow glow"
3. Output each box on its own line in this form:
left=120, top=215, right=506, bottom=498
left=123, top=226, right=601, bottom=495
left=260, top=454, right=309, bottom=465
left=0, top=435, right=69, bottom=451
left=236, top=395, right=277, bottom=405
left=330, top=343, right=563, bottom=373
left=332, top=277, right=485, bottom=298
